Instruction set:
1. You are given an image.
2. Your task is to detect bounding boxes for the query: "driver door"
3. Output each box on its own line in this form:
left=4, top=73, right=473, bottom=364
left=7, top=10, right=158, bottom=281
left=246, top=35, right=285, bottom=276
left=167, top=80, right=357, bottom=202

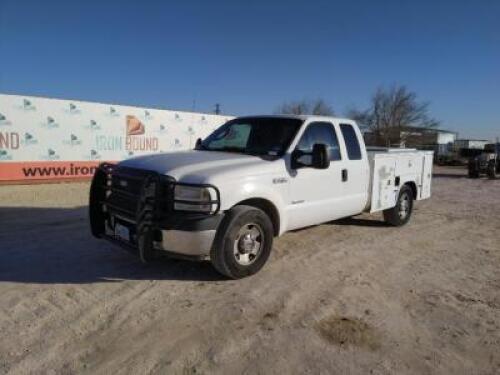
left=286, top=121, right=346, bottom=230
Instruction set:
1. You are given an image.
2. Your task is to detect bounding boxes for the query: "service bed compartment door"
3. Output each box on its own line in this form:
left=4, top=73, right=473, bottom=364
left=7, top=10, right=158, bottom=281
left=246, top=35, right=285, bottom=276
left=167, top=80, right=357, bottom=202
left=420, top=153, right=433, bottom=200
left=370, top=156, right=397, bottom=213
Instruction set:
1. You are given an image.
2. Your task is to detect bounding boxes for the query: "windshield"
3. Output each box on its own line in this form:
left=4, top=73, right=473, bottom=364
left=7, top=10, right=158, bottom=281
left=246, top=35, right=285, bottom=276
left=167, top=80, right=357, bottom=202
left=198, top=117, right=303, bottom=157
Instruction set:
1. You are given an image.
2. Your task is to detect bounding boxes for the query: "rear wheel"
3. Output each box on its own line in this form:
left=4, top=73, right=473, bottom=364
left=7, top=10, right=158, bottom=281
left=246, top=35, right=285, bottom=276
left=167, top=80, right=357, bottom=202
left=211, top=205, right=274, bottom=279
left=383, top=185, right=414, bottom=226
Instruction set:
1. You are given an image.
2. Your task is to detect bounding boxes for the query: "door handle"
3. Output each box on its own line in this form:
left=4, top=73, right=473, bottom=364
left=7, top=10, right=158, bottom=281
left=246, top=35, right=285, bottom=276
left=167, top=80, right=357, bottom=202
left=342, top=169, right=348, bottom=182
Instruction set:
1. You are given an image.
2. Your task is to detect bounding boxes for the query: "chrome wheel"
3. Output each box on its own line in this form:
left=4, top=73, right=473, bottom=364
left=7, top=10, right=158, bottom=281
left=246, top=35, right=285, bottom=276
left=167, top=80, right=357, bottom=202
left=399, top=193, right=411, bottom=219
left=233, top=223, right=263, bottom=266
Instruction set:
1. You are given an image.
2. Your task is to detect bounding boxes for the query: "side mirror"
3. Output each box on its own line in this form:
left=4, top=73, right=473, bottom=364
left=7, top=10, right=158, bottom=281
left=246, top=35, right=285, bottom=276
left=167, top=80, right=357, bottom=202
left=194, top=138, right=202, bottom=149
left=291, top=143, right=330, bottom=169
left=311, top=143, right=330, bottom=169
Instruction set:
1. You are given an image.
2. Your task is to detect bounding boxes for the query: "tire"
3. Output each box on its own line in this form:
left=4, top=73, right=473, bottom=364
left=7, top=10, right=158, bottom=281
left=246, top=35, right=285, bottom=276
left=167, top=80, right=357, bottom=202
left=383, top=185, right=414, bottom=226
left=487, top=160, right=497, bottom=179
left=468, top=160, right=479, bottom=178
left=468, top=169, right=480, bottom=178
left=210, top=205, right=274, bottom=279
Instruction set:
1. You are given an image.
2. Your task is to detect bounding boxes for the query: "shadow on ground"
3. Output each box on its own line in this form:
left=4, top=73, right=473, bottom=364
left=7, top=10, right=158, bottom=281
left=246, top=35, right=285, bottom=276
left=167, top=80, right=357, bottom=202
left=433, top=173, right=498, bottom=181
left=331, top=217, right=388, bottom=227
left=433, top=173, right=468, bottom=179
left=0, top=206, right=224, bottom=284
left=288, top=216, right=388, bottom=234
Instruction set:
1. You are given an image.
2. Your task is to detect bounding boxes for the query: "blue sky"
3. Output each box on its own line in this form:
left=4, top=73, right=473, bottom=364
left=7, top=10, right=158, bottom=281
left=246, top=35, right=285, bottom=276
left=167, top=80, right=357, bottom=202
left=0, top=0, right=498, bottom=140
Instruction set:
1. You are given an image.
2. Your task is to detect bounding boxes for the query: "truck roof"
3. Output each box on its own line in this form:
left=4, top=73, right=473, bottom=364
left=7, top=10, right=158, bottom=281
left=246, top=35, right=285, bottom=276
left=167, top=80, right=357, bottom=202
left=236, top=114, right=356, bottom=123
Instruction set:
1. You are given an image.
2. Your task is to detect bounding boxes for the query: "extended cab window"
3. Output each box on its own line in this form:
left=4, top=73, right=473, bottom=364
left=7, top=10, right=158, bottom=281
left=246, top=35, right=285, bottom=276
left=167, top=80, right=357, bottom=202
left=340, top=124, right=362, bottom=160
left=297, top=122, right=341, bottom=161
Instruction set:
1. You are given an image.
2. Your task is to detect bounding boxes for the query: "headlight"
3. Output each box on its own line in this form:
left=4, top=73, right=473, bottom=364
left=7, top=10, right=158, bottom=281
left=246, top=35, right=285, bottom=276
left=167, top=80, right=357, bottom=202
left=174, top=185, right=217, bottom=213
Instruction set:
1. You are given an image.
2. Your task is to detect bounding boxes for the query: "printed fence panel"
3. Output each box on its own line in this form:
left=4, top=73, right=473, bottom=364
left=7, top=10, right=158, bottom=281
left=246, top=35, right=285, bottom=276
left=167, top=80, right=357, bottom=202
left=0, top=94, right=233, bottom=181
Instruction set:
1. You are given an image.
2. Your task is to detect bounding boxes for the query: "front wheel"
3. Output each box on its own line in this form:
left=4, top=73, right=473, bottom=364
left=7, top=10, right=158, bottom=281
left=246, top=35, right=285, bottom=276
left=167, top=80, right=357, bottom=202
left=210, top=205, right=274, bottom=279
left=383, top=185, right=414, bottom=226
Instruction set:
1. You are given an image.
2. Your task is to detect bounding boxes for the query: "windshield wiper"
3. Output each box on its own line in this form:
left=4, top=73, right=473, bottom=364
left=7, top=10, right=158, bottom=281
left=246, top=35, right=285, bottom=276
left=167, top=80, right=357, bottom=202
left=209, top=146, right=248, bottom=154
left=201, top=146, right=266, bottom=156
left=195, top=143, right=209, bottom=151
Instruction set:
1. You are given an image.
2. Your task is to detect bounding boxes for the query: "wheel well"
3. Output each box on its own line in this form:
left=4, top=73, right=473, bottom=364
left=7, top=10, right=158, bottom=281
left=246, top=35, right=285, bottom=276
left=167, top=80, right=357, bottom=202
left=404, top=181, right=417, bottom=199
left=235, top=198, right=280, bottom=236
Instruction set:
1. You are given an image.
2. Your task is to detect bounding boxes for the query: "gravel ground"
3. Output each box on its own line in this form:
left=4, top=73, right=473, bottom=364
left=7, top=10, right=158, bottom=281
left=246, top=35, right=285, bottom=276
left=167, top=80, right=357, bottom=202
left=0, top=166, right=499, bottom=374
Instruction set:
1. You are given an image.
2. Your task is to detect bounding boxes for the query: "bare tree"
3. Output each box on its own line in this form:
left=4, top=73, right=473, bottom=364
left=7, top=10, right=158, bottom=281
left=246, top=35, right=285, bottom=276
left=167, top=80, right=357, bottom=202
left=276, top=99, right=335, bottom=116
left=348, top=85, right=439, bottom=147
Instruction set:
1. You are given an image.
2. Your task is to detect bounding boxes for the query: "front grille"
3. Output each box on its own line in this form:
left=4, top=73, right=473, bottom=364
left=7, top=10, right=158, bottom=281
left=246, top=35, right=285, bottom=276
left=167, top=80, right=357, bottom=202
left=103, top=165, right=174, bottom=221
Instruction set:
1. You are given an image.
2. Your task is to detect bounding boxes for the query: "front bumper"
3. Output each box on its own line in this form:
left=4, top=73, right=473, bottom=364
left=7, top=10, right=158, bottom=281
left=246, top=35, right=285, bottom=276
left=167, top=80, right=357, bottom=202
left=89, top=163, right=223, bottom=260
left=102, top=214, right=223, bottom=260
left=157, top=229, right=216, bottom=257
left=153, top=212, right=224, bottom=257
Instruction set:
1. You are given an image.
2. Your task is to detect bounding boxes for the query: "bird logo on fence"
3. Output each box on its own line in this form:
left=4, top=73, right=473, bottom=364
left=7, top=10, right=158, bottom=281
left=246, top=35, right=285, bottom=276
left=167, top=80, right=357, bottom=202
left=41, top=148, right=60, bottom=160
left=107, top=107, right=119, bottom=117
left=63, top=134, right=82, bottom=146
left=67, top=103, right=81, bottom=114
left=23, top=133, right=38, bottom=146
left=0, top=149, right=12, bottom=160
left=0, top=113, right=12, bottom=126
left=41, top=116, right=59, bottom=129
left=22, top=99, right=36, bottom=110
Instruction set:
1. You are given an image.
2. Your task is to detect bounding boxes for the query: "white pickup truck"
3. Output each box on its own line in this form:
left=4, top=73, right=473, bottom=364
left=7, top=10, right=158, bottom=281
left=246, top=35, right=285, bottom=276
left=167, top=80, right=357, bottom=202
left=89, top=115, right=433, bottom=278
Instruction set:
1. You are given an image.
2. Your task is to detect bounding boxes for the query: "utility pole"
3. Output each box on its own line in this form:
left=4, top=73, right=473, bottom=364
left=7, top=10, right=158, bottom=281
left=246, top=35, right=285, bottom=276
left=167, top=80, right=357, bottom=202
left=214, top=103, right=221, bottom=115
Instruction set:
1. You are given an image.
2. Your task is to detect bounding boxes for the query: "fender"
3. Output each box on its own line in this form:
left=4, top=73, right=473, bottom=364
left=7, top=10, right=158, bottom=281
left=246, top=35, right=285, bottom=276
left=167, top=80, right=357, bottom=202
left=211, top=174, right=289, bottom=236
left=399, top=176, right=419, bottom=199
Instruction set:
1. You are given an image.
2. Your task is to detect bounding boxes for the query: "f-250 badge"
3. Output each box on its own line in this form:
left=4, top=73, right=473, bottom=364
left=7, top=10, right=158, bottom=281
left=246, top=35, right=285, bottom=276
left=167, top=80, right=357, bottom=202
left=272, top=177, right=288, bottom=184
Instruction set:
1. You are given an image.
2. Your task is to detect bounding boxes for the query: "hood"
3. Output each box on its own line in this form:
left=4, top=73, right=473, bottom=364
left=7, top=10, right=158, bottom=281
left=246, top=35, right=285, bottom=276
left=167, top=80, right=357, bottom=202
left=118, top=150, right=283, bottom=184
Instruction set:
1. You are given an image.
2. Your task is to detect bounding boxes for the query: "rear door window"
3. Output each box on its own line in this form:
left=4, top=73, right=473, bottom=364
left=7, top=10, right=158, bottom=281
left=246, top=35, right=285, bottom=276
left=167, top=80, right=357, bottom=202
left=340, top=124, right=362, bottom=160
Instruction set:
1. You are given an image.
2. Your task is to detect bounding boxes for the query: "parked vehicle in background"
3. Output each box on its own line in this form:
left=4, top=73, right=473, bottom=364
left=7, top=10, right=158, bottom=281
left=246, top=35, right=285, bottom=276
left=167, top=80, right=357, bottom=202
left=89, top=115, right=433, bottom=279
left=468, top=143, right=500, bottom=179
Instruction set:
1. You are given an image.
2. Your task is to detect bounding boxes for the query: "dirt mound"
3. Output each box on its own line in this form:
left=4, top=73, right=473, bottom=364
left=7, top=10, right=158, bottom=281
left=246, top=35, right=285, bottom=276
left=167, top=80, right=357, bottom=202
left=316, top=315, right=380, bottom=350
